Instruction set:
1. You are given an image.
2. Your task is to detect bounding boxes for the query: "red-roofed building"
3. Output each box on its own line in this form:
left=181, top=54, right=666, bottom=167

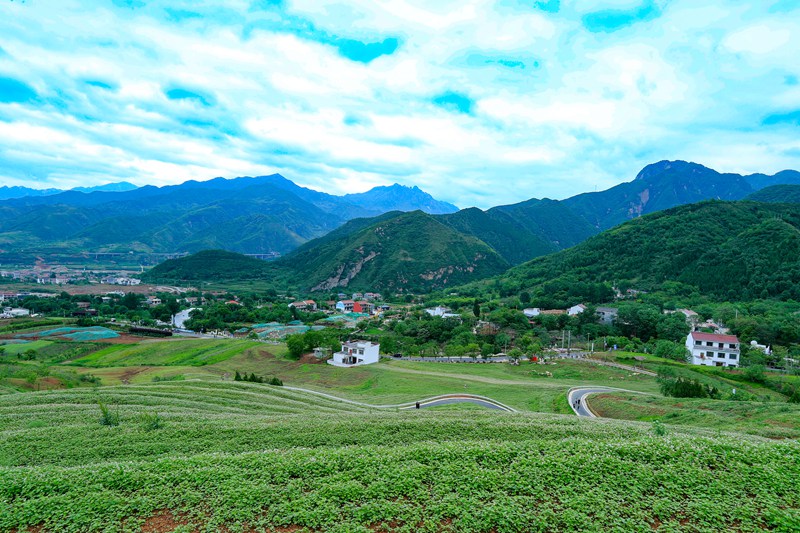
left=353, top=301, right=374, bottom=314
left=685, top=332, right=740, bottom=367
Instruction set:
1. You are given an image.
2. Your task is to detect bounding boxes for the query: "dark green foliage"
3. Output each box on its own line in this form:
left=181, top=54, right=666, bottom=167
left=745, top=184, right=800, bottom=204
left=143, top=250, right=277, bottom=282
left=268, top=376, right=283, bottom=386
left=488, top=201, right=800, bottom=303
left=234, top=370, right=242, bottom=382
left=286, top=335, right=305, bottom=359
left=658, top=370, right=719, bottom=399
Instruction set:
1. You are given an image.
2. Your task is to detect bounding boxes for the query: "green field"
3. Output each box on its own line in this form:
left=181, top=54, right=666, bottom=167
left=0, top=381, right=798, bottom=532
left=68, top=339, right=261, bottom=368
left=588, top=392, right=800, bottom=439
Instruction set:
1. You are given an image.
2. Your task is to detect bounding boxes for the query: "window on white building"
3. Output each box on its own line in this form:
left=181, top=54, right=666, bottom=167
left=729, top=354, right=737, bottom=359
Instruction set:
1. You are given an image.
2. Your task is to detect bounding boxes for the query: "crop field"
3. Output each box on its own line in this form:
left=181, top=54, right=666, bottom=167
left=0, top=380, right=798, bottom=532
left=68, top=339, right=261, bottom=368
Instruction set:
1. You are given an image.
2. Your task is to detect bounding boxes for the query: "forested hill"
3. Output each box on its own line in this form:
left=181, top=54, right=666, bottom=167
left=745, top=185, right=800, bottom=204
left=478, top=201, right=800, bottom=304
left=280, top=211, right=510, bottom=293
left=142, top=250, right=276, bottom=282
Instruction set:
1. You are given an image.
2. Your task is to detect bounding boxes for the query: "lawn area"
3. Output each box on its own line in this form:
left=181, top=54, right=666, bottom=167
left=588, top=392, right=800, bottom=439
left=206, top=350, right=660, bottom=413
left=0, top=381, right=798, bottom=532
left=67, top=338, right=260, bottom=367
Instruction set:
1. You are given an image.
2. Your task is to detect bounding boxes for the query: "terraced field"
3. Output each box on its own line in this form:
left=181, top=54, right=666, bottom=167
left=1, top=381, right=799, bottom=532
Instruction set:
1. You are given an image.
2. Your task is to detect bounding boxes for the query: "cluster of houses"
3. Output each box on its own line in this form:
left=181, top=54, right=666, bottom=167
left=287, top=293, right=391, bottom=318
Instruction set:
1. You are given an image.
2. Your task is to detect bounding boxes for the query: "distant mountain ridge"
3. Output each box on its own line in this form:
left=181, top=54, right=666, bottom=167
left=0, top=174, right=459, bottom=258
left=0, top=181, right=138, bottom=201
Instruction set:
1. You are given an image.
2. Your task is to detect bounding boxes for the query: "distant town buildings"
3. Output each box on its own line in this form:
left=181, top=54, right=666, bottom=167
left=289, top=300, right=317, bottom=311
left=686, top=332, right=740, bottom=368
left=425, top=306, right=460, bottom=318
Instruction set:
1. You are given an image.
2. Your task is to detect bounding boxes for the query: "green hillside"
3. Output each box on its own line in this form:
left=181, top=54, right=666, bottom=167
left=142, top=249, right=276, bottom=283
left=1, top=380, right=798, bottom=532
left=281, top=211, right=511, bottom=292
left=439, top=207, right=557, bottom=264
left=745, top=184, right=800, bottom=203
left=486, top=201, right=800, bottom=302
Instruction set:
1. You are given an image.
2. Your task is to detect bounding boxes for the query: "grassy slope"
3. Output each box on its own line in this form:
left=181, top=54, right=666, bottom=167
left=589, top=392, right=800, bottom=439
left=0, top=381, right=798, bottom=532
left=67, top=338, right=260, bottom=368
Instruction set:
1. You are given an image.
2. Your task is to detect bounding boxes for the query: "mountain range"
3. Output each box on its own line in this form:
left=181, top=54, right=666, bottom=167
left=0, top=175, right=458, bottom=258
left=0, top=182, right=139, bottom=201
left=8, top=160, right=800, bottom=293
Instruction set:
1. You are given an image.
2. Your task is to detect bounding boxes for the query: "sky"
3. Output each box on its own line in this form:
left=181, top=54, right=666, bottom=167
left=0, top=0, right=799, bottom=208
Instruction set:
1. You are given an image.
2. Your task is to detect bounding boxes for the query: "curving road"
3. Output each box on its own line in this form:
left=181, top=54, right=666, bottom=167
left=282, top=385, right=517, bottom=412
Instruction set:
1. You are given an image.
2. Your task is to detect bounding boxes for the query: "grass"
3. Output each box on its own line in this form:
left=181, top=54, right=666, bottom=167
left=203, top=349, right=659, bottom=413
left=68, top=338, right=260, bottom=367
left=0, top=381, right=798, bottom=532
left=588, top=392, right=800, bottom=439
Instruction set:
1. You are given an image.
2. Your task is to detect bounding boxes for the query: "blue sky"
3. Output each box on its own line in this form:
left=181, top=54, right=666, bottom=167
left=0, top=0, right=799, bottom=208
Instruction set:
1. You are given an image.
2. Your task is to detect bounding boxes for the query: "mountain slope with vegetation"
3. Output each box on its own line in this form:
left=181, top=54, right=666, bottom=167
left=745, top=184, right=800, bottom=203
left=481, top=201, right=800, bottom=303
left=142, top=250, right=275, bottom=283
left=281, top=210, right=511, bottom=292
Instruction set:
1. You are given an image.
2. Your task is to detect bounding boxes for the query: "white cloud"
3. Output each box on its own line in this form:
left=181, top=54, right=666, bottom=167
left=0, top=0, right=798, bottom=208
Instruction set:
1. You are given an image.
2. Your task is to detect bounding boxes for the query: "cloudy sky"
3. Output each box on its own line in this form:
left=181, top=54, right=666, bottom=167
left=1, top=0, right=798, bottom=208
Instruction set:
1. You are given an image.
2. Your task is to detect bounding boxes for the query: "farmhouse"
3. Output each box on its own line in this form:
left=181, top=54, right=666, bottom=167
left=289, top=300, right=317, bottom=311
left=596, top=306, right=618, bottom=325
left=353, top=301, right=374, bottom=314
left=336, top=300, right=355, bottom=312
left=567, top=304, right=587, bottom=316
left=328, top=340, right=381, bottom=367
left=685, top=331, right=740, bottom=368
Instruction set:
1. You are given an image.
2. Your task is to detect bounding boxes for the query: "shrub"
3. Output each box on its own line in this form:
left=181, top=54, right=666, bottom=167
left=652, top=420, right=667, bottom=436
left=98, top=402, right=120, bottom=426
left=140, top=412, right=163, bottom=431
left=268, top=376, right=283, bottom=386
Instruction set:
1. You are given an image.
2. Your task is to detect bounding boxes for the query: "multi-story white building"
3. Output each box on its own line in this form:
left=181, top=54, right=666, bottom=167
left=328, top=341, right=380, bottom=367
left=685, top=332, right=740, bottom=368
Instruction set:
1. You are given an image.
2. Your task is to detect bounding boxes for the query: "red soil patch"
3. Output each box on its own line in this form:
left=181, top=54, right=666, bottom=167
left=140, top=510, right=192, bottom=533
left=298, top=353, right=325, bottom=365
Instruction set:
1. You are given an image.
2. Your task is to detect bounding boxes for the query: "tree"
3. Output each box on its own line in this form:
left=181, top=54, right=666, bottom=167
left=473, top=299, right=481, bottom=318
left=286, top=335, right=305, bottom=359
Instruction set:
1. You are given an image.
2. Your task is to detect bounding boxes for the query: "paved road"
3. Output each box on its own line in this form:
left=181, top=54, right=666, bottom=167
left=283, top=386, right=516, bottom=412
left=404, top=397, right=506, bottom=411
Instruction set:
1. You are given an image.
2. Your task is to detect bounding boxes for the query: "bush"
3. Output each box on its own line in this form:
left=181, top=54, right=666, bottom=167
left=139, top=412, right=163, bottom=431
left=268, top=376, right=283, bottom=386
left=652, top=420, right=667, bottom=436
left=744, top=364, right=767, bottom=384
left=658, top=374, right=718, bottom=399
left=98, top=402, right=120, bottom=426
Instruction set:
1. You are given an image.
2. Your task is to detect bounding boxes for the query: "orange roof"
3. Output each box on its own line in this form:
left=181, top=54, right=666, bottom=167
left=690, top=332, right=739, bottom=343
